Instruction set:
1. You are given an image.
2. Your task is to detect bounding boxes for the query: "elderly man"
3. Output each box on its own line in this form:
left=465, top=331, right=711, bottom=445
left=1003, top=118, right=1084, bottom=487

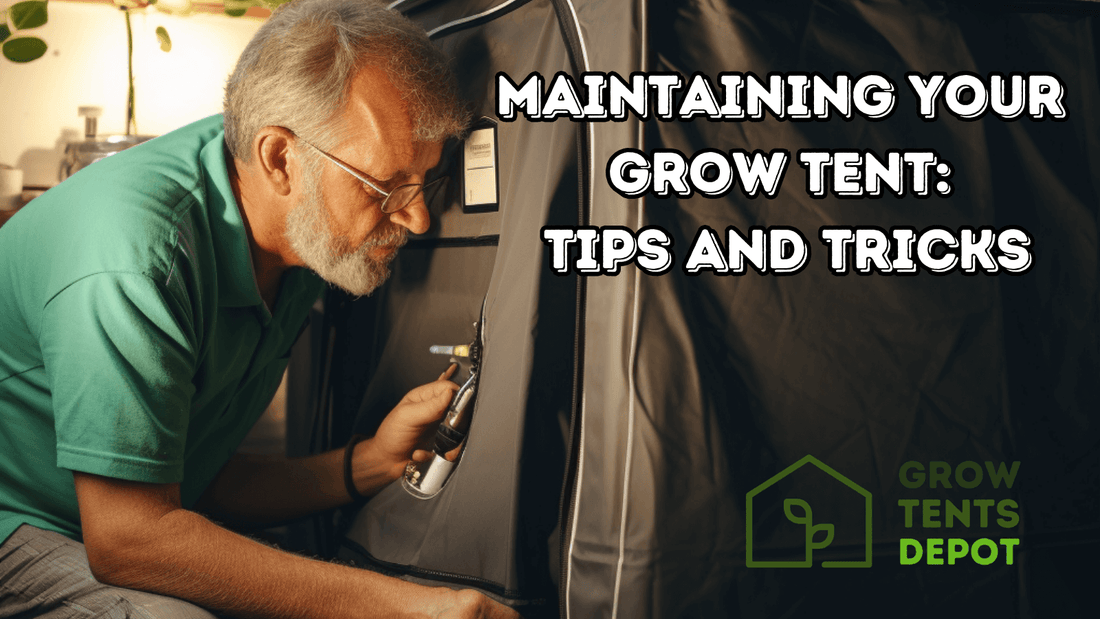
left=0, top=1, right=517, bottom=618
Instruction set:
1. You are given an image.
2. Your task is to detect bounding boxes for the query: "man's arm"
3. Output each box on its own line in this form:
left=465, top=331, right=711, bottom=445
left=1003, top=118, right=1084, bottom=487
left=196, top=369, right=458, bottom=526
left=193, top=438, right=400, bottom=526
left=74, top=473, right=517, bottom=619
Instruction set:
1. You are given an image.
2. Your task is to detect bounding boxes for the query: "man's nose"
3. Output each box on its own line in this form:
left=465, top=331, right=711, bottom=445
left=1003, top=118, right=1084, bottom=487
left=388, top=193, right=430, bottom=235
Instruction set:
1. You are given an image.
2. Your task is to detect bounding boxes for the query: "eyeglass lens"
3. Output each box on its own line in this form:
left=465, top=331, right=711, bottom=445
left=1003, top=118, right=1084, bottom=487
left=381, top=185, right=425, bottom=214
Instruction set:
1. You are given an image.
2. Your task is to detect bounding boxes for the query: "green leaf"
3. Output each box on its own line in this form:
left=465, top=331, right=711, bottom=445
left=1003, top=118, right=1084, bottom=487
left=0, top=25, right=11, bottom=45
left=10, top=1, right=48, bottom=31
left=224, top=0, right=251, bottom=17
left=155, top=26, right=171, bottom=52
left=3, top=36, right=48, bottom=62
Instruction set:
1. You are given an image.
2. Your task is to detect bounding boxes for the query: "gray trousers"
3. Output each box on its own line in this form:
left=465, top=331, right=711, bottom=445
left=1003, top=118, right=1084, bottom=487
left=0, top=525, right=218, bottom=619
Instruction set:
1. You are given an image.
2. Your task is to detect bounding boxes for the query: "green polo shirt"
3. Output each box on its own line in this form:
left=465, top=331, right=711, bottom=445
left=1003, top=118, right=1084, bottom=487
left=0, top=114, right=325, bottom=544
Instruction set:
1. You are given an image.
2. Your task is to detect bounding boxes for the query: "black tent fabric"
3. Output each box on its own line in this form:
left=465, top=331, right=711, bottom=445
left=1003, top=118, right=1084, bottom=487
left=308, top=1, right=1099, bottom=617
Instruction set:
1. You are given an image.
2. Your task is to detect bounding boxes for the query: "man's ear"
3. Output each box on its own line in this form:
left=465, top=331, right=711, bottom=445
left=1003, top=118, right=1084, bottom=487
left=252, top=126, right=298, bottom=196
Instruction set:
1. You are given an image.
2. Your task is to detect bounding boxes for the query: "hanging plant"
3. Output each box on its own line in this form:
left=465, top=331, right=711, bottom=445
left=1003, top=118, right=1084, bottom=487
left=155, top=24, right=170, bottom=50
left=3, top=0, right=292, bottom=138
left=1, top=1, right=50, bottom=63
left=1, top=0, right=292, bottom=64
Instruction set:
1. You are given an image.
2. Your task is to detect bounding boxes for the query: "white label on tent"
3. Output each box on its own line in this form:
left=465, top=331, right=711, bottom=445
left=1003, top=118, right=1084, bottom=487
left=464, top=127, right=497, bottom=207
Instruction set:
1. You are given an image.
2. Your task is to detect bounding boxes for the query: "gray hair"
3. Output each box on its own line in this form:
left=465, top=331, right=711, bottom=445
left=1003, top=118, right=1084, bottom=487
left=224, top=0, right=469, bottom=161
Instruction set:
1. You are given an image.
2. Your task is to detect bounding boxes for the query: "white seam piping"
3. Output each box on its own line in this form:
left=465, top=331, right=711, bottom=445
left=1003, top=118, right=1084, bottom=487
left=426, top=0, right=525, bottom=38
left=611, top=223, right=643, bottom=617
left=563, top=1, right=591, bottom=618
left=562, top=0, right=592, bottom=75
left=612, top=3, right=646, bottom=615
left=560, top=0, right=594, bottom=217
left=565, top=392, right=585, bottom=619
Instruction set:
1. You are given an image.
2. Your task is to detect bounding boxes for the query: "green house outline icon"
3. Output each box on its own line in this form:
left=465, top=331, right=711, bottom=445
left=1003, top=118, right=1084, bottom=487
left=746, top=455, right=873, bottom=568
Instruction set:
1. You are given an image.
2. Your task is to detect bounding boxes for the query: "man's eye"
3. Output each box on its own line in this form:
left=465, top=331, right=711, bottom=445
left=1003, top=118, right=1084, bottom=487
left=361, top=182, right=386, bottom=199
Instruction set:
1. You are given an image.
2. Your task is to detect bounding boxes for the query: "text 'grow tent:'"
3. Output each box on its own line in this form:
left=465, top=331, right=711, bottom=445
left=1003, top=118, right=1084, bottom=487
left=290, top=1, right=1100, bottom=618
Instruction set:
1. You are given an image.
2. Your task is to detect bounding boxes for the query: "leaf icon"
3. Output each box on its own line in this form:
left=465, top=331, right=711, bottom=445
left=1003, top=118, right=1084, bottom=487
left=783, top=498, right=813, bottom=525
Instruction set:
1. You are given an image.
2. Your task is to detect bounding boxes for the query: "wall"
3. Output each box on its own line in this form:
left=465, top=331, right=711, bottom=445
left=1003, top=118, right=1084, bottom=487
left=0, top=2, right=266, bottom=186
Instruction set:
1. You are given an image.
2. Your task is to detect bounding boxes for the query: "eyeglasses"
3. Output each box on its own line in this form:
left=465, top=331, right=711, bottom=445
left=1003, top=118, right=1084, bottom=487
left=295, top=134, right=444, bottom=214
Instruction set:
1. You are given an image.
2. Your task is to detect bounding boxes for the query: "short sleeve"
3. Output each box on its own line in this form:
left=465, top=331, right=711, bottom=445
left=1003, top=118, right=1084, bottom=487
left=39, top=272, right=198, bottom=483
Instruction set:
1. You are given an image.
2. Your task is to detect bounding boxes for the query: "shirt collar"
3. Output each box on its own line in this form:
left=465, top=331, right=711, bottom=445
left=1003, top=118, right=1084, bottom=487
left=199, top=121, right=267, bottom=316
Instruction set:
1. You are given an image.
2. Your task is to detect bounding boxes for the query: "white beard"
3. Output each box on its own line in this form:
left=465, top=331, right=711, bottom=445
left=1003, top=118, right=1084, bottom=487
left=285, top=164, right=407, bottom=297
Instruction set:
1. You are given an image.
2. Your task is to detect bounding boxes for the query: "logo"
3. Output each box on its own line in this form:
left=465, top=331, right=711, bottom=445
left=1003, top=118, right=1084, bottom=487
left=746, top=455, right=873, bottom=568
left=896, top=460, right=1021, bottom=566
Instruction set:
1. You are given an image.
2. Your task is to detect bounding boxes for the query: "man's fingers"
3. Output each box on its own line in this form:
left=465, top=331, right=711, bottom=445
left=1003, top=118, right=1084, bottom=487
left=438, top=362, right=458, bottom=381
left=405, top=377, right=459, bottom=405
left=387, top=382, right=457, bottom=434
left=416, top=383, right=456, bottom=413
left=481, top=596, right=522, bottom=619
left=444, top=589, right=521, bottom=619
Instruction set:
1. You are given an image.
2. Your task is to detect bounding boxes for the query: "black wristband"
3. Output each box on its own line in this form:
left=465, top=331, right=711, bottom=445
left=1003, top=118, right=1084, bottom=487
left=343, top=434, right=370, bottom=503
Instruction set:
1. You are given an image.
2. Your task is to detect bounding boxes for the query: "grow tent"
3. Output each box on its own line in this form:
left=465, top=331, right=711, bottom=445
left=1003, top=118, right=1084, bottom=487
left=292, top=1, right=1100, bottom=617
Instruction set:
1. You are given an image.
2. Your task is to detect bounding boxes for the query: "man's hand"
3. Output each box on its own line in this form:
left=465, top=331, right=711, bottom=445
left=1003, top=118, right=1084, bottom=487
left=197, top=365, right=460, bottom=524
left=431, top=590, right=522, bottom=619
left=353, top=365, right=460, bottom=486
